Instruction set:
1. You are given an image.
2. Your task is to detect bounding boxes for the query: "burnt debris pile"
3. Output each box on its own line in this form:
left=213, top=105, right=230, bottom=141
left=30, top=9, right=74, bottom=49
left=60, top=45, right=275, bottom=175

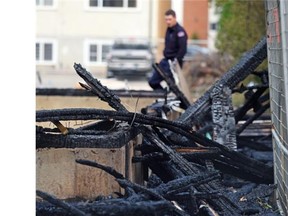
left=36, top=37, right=280, bottom=215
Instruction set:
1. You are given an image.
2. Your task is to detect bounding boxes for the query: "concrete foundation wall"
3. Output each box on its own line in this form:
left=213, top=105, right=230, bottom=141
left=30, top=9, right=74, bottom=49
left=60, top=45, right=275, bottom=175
left=36, top=96, right=151, bottom=199
left=36, top=147, right=126, bottom=199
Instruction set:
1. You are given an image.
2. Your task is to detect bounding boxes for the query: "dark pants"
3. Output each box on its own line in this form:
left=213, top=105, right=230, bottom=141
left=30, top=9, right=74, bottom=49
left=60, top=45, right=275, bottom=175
left=148, top=58, right=175, bottom=90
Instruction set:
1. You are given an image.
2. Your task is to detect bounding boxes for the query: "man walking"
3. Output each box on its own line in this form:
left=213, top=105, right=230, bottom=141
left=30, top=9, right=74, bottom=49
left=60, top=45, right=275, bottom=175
left=148, top=9, right=188, bottom=91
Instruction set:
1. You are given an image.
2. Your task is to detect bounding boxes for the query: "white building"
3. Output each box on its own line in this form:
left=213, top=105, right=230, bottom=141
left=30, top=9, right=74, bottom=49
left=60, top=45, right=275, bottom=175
left=36, top=0, right=159, bottom=75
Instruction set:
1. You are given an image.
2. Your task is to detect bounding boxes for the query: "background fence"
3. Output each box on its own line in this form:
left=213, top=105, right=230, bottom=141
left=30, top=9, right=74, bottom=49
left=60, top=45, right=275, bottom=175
left=265, top=0, right=288, bottom=214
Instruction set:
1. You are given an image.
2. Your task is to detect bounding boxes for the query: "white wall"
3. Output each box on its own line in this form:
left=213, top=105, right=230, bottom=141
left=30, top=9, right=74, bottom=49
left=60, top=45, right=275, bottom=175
left=37, top=0, right=152, bottom=38
left=208, top=0, right=219, bottom=51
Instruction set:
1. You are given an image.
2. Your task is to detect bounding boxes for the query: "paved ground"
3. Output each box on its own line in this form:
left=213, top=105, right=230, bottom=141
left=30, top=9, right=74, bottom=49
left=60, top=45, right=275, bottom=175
left=36, top=72, right=152, bottom=91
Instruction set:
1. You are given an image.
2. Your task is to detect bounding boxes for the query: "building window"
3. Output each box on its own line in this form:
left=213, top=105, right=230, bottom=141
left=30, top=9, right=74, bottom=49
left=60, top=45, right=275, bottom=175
left=36, top=0, right=53, bottom=6
left=128, top=0, right=136, bottom=7
left=36, top=39, right=57, bottom=65
left=44, top=43, right=53, bottom=60
left=36, top=43, right=40, bottom=61
left=103, top=0, right=123, bottom=7
left=85, top=40, right=113, bottom=65
left=89, top=0, right=98, bottom=7
left=36, top=0, right=57, bottom=9
left=88, top=0, right=137, bottom=9
left=210, top=23, right=218, bottom=30
left=89, top=45, right=98, bottom=62
left=102, top=45, right=111, bottom=62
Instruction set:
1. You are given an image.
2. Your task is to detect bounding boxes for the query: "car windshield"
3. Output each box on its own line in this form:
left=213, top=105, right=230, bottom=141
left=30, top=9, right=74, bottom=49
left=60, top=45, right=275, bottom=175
left=113, top=43, right=149, bottom=50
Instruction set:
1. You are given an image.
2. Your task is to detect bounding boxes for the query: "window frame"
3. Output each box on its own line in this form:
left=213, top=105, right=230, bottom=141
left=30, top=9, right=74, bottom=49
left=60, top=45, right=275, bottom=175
left=36, top=38, right=58, bottom=65
left=84, top=0, right=140, bottom=13
left=210, top=22, right=218, bottom=31
left=36, top=0, right=58, bottom=10
left=84, top=39, right=113, bottom=66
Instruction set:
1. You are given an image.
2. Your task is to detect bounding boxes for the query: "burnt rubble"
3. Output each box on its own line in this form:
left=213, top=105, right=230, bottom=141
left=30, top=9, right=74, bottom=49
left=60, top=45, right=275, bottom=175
left=36, top=37, right=280, bottom=215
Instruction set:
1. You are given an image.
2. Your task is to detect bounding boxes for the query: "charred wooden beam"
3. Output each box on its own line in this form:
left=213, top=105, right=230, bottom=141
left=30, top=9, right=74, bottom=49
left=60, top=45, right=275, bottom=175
left=154, top=172, right=220, bottom=195
left=211, top=159, right=269, bottom=183
left=176, top=36, right=267, bottom=127
left=197, top=124, right=213, bottom=134
left=37, top=199, right=174, bottom=216
left=36, top=123, right=139, bottom=149
left=236, top=103, right=270, bottom=135
left=187, top=187, right=199, bottom=215
left=169, top=191, right=222, bottom=202
left=180, top=152, right=220, bottom=161
left=240, top=208, right=260, bottom=215
left=75, top=159, right=136, bottom=197
left=198, top=200, right=220, bottom=216
left=132, top=152, right=166, bottom=163
left=147, top=174, right=163, bottom=188
left=244, top=184, right=276, bottom=201
left=234, top=87, right=268, bottom=123
left=258, top=92, right=270, bottom=104
left=36, top=108, right=192, bottom=132
left=116, top=179, right=166, bottom=201
left=174, top=147, right=221, bottom=161
left=36, top=190, right=86, bottom=216
left=146, top=160, right=187, bottom=182
left=211, top=84, right=237, bottom=150
left=237, top=136, right=272, bottom=151
left=251, top=70, right=269, bottom=84
left=76, top=159, right=125, bottom=179
left=36, top=88, right=165, bottom=98
left=141, top=126, right=200, bottom=175
left=166, top=129, right=273, bottom=183
left=39, top=127, right=124, bottom=136
left=74, top=63, right=127, bottom=111
left=166, top=128, right=273, bottom=183
left=174, top=147, right=220, bottom=154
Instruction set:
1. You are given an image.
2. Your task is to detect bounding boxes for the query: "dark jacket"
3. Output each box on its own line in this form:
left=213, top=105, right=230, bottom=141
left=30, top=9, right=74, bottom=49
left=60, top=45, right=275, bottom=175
left=163, top=23, right=188, bottom=67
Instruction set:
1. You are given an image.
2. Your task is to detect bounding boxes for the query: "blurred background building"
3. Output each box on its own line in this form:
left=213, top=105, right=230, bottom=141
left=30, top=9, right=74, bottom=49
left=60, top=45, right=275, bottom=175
left=36, top=0, right=219, bottom=77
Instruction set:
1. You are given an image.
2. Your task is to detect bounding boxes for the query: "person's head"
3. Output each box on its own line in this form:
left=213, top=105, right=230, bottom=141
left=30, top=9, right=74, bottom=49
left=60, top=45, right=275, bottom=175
left=165, top=9, right=177, bottom=28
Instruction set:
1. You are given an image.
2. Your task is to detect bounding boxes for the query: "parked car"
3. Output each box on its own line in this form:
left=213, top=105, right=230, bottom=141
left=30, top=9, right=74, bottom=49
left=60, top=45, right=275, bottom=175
left=183, top=44, right=210, bottom=61
left=106, top=38, right=154, bottom=78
